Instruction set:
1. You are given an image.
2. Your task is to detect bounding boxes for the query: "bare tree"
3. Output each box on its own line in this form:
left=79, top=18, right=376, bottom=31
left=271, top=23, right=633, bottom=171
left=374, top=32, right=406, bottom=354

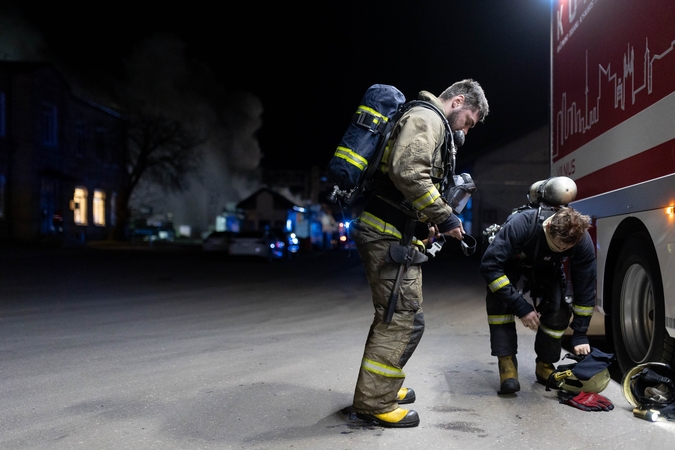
left=109, top=109, right=203, bottom=240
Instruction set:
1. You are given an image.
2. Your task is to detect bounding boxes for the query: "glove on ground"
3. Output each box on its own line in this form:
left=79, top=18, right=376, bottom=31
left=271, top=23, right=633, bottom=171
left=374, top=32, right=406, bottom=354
left=558, top=390, right=614, bottom=411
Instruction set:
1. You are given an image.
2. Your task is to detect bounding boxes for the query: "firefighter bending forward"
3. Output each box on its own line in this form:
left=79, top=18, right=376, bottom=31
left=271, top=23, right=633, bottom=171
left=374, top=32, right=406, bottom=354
left=480, top=206, right=596, bottom=395
left=350, top=80, right=489, bottom=427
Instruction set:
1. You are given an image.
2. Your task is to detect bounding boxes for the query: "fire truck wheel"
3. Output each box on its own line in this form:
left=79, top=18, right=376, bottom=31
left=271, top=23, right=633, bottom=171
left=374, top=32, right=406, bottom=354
left=611, top=234, right=670, bottom=374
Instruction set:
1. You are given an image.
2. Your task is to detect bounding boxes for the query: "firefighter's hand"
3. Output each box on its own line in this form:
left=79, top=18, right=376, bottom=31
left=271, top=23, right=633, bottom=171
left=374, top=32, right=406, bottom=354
left=424, top=224, right=438, bottom=244
left=574, top=344, right=591, bottom=355
left=521, top=311, right=540, bottom=330
left=441, top=224, right=465, bottom=240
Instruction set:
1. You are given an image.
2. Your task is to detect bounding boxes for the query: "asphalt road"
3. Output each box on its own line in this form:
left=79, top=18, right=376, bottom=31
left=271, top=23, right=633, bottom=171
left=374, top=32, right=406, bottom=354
left=1, top=242, right=674, bottom=449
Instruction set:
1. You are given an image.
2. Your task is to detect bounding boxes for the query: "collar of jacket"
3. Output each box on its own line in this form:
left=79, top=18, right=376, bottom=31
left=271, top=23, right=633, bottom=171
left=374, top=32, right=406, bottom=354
left=417, top=91, right=445, bottom=115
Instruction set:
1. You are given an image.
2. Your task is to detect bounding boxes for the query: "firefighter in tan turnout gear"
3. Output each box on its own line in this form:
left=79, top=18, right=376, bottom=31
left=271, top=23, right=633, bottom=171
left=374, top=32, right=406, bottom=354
left=350, top=79, right=489, bottom=427
left=479, top=177, right=596, bottom=395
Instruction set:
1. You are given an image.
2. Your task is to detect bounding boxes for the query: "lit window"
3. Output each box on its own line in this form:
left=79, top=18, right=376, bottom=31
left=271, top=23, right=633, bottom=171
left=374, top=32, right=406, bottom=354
left=72, top=187, right=88, bottom=225
left=41, top=102, right=58, bottom=146
left=93, top=190, right=106, bottom=226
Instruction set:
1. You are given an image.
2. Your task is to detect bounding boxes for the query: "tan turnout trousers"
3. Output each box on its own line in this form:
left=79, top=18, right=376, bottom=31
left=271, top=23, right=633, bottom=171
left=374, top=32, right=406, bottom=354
left=351, top=224, right=425, bottom=415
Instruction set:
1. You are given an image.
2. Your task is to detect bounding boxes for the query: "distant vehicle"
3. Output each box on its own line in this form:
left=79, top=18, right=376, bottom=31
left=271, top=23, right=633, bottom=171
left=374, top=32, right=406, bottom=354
left=337, top=221, right=356, bottom=250
left=202, top=231, right=235, bottom=252
left=131, top=218, right=175, bottom=242
left=229, top=229, right=299, bottom=261
left=277, top=229, right=300, bottom=257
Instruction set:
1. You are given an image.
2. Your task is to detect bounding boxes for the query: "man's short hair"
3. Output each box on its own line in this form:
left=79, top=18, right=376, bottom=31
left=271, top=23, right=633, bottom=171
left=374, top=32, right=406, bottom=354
left=549, top=207, right=592, bottom=245
left=439, top=79, right=490, bottom=122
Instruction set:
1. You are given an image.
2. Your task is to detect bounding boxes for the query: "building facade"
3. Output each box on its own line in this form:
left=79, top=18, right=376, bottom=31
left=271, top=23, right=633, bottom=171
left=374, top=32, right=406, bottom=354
left=468, top=125, right=550, bottom=238
left=0, top=62, right=127, bottom=244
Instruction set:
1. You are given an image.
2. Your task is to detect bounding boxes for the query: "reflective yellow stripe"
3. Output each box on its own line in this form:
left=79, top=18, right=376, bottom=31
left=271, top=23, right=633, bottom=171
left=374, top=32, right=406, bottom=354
left=488, top=275, right=511, bottom=293
left=572, top=304, right=594, bottom=316
left=412, top=186, right=441, bottom=210
left=358, top=212, right=425, bottom=246
left=360, top=212, right=402, bottom=239
left=334, top=146, right=368, bottom=170
left=362, top=357, right=405, bottom=378
left=488, top=314, right=515, bottom=325
left=356, top=105, right=390, bottom=125
left=539, top=324, right=565, bottom=339
left=380, top=142, right=393, bottom=168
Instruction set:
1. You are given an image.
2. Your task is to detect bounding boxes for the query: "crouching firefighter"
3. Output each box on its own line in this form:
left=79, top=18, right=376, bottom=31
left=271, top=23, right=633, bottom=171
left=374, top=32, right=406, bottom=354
left=479, top=177, right=597, bottom=395
left=349, top=80, right=489, bottom=428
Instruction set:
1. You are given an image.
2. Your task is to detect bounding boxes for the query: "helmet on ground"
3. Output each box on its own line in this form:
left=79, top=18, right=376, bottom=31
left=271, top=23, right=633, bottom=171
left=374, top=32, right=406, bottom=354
left=548, top=349, right=614, bottom=393
left=621, top=362, right=675, bottom=409
left=528, top=176, right=577, bottom=207
left=555, top=365, right=611, bottom=393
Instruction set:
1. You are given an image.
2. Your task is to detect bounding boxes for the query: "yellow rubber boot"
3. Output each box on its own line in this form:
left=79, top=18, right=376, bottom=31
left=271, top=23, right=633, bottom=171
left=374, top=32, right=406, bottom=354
left=498, top=355, right=520, bottom=394
left=397, top=387, right=416, bottom=404
left=356, top=407, right=420, bottom=428
left=536, top=360, right=556, bottom=386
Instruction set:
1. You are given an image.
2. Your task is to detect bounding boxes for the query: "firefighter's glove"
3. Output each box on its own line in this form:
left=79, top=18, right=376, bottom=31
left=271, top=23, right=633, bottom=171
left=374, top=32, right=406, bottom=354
left=558, top=391, right=614, bottom=411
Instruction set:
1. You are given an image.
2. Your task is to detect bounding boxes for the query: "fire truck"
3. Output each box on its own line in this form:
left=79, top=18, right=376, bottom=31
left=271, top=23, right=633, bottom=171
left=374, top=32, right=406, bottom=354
left=551, top=0, right=675, bottom=373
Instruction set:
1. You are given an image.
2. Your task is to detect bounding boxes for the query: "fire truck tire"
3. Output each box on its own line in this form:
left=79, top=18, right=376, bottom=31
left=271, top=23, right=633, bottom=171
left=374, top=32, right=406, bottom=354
left=611, top=235, right=668, bottom=374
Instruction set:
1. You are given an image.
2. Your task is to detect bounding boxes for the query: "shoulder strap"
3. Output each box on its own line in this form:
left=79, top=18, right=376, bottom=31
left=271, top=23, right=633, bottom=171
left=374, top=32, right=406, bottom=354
left=405, top=100, right=455, bottom=194
left=523, top=207, right=542, bottom=247
left=524, top=205, right=558, bottom=247
left=528, top=205, right=562, bottom=290
left=405, top=100, right=451, bottom=155
left=366, top=100, right=454, bottom=208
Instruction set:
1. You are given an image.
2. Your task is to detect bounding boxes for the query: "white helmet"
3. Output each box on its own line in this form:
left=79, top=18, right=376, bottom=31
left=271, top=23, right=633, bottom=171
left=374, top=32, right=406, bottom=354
left=528, top=176, right=577, bottom=207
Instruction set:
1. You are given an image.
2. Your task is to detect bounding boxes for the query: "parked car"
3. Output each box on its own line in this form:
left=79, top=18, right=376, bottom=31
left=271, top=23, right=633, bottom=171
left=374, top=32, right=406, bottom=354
left=229, top=229, right=299, bottom=261
left=131, top=219, right=176, bottom=242
left=202, top=231, right=235, bottom=252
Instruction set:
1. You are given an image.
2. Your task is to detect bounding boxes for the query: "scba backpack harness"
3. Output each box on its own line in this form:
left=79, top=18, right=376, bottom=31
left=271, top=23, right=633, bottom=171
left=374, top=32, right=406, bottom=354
left=327, top=84, right=460, bottom=206
left=481, top=176, right=579, bottom=255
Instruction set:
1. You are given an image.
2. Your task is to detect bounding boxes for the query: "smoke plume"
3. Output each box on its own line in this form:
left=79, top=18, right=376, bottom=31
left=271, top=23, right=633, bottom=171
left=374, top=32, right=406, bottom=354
left=0, top=8, right=265, bottom=237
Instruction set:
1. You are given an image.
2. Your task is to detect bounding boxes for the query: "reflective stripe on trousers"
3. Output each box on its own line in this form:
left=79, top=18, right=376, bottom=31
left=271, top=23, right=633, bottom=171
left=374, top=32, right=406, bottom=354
left=351, top=235, right=425, bottom=415
left=486, top=289, right=571, bottom=362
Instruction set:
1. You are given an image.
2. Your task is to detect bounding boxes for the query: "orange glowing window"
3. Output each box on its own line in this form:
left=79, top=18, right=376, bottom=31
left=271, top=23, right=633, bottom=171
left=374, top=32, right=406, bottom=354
left=93, top=190, right=106, bottom=226
left=72, top=187, right=88, bottom=225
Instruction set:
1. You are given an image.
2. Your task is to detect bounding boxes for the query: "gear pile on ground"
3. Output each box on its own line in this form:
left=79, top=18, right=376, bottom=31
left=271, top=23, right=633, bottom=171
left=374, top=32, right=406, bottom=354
left=548, top=348, right=616, bottom=412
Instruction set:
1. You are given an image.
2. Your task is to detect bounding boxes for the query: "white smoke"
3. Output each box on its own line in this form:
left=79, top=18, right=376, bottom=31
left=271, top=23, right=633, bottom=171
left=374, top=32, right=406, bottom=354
left=121, top=33, right=264, bottom=236
left=0, top=9, right=265, bottom=238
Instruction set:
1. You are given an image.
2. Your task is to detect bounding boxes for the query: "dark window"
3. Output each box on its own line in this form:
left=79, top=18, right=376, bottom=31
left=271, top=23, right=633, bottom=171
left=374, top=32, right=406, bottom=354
left=94, top=126, right=106, bottom=162
left=0, top=174, right=5, bottom=219
left=41, top=102, right=58, bottom=146
left=0, top=92, right=5, bottom=137
left=75, top=120, right=85, bottom=157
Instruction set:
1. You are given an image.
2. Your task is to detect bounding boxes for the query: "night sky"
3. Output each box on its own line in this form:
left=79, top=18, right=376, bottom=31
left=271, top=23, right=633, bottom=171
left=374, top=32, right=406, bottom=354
left=4, top=1, right=552, bottom=172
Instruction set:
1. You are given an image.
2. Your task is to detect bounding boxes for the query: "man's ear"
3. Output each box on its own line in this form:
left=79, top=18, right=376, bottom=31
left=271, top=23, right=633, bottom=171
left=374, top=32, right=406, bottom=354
left=452, top=95, right=465, bottom=108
